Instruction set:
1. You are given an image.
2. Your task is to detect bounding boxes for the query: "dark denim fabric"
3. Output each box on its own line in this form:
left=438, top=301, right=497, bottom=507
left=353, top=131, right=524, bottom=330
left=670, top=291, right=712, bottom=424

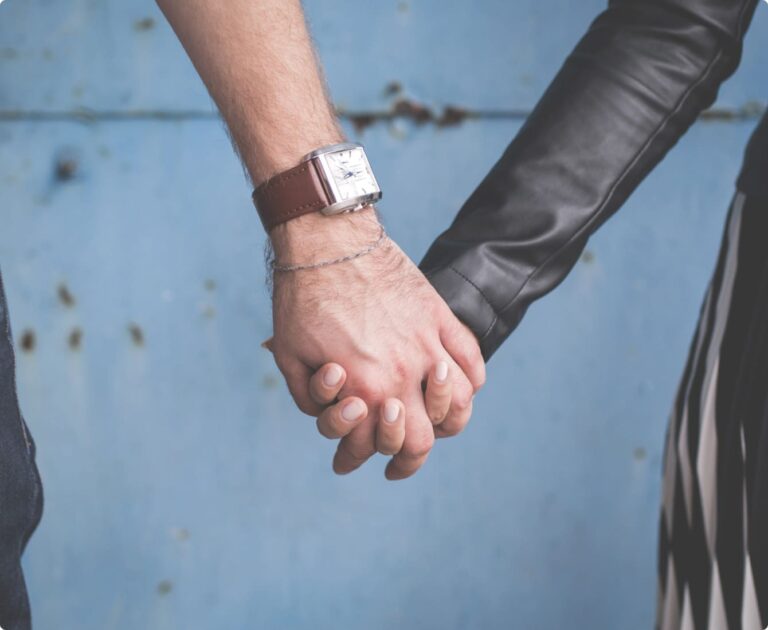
left=0, top=270, right=43, bottom=630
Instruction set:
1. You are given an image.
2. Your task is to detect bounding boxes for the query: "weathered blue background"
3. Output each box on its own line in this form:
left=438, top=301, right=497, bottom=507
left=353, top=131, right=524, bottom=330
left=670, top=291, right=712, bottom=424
left=0, top=1, right=766, bottom=628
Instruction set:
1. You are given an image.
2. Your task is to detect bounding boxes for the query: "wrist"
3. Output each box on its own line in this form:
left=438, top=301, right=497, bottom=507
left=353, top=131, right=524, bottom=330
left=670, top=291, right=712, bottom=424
left=269, top=205, right=383, bottom=265
left=247, top=127, right=344, bottom=187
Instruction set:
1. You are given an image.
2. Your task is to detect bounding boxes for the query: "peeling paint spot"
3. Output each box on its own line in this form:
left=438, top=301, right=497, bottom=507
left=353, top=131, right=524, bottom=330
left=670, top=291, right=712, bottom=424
left=128, top=324, right=144, bottom=347
left=71, top=84, right=85, bottom=99
left=42, top=49, right=53, bottom=61
left=20, top=330, right=35, bottom=353
left=581, top=250, right=595, bottom=264
left=204, top=279, right=216, bottom=291
left=58, top=283, right=76, bottom=307
left=156, top=580, right=172, bottom=595
left=349, top=113, right=377, bottom=134
left=392, top=97, right=432, bottom=124
left=0, top=48, right=17, bottom=60
left=387, top=121, right=408, bottom=140
left=397, top=1, right=409, bottom=12
left=201, top=305, right=216, bottom=319
left=436, top=105, right=469, bottom=128
left=633, top=447, right=647, bottom=461
left=134, top=17, right=155, bottom=31
left=344, top=96, right=473, bottom=132
left=68, top=327, right=82, bottom=351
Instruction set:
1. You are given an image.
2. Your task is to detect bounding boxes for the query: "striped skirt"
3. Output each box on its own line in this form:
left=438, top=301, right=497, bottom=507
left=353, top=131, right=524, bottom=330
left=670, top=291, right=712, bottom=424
left=657, top=191, right=768, bottom=630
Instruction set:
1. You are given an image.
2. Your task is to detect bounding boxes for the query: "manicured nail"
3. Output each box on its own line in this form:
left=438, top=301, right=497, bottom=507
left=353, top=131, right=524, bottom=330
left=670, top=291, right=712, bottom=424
left=342, top=399, right=365, bottom=422
left=435, top=360, right=449, bottom=384
left=384, top=400, right=400, bottom=423
left=323, top=364, right=343, bottom=387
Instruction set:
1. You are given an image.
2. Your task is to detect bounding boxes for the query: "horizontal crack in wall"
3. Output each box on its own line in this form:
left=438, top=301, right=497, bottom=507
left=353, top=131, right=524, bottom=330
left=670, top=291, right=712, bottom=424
left=0, top=102, right=763, bottom=126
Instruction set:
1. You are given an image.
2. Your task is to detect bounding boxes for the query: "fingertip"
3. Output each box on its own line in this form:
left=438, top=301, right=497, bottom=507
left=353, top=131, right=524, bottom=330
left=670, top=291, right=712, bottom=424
left=435, top=360, right=449, bottom=384
left=382, top=398, right=402, bottom=424
left=322, top=363, right=346, bottom=389
left=332, top=451, right=352, bottom=475
left=384, top=460, right=411, bottom=481
left=472, top=363, right=487, bottom=392
left=425, top=366, right=452, bottom=425
left=384, top=460, right=400, bottom=481
left=341, top=397, right=368, bottom=424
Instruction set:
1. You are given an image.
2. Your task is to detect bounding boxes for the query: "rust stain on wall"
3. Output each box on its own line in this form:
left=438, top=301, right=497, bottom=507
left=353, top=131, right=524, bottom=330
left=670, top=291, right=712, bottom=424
left=54, top=156, right=78, bottom=182
left=58, top=283, right=76, bottom=307
left=68, top=327, right=83, bottom=350
left=128, top=323, right=144, bottom=346
left=19, top=330, right=35, bottom=353
left=133, top=17, right=155, bottom=32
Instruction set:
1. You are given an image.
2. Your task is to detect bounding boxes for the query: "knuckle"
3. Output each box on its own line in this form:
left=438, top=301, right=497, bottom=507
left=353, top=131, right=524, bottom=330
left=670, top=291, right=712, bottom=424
left=390, top=357, right=411, bottom=386
left=297, top=400, right=317, bottom=416
left=341, top=440, right=373, bottom=463
left=272, top=349, right=290, bottom=372
left=452, top=388, right=473, bottom=412
left=474, top=364, right=487, bottom=389
left=464, top=342, right=482, bottom=366
left=427, top=404, right=448, bottom=424
left=355, top=385, right=383, bottom=404
left=405, top=432, right=434, bottom=458
left=316, top=416, right=334, bottom=438
left=438, top=419, right=466, bottom=437
left=310, top=384, right=332, bottom=406
left=309, top=369, right=326, bottom=389
left=346, top=373, right=387, bottom=405
left=377, top=442, right=398, bottom=456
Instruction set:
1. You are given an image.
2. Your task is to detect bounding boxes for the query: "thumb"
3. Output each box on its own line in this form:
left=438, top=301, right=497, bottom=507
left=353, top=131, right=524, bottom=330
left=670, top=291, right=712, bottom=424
left=440, top=315, right=486, bottom=392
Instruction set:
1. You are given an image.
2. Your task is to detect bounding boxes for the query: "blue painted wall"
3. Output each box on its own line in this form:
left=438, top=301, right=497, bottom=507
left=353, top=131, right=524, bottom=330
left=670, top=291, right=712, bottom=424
left=0, top=1, right=766, bottom=628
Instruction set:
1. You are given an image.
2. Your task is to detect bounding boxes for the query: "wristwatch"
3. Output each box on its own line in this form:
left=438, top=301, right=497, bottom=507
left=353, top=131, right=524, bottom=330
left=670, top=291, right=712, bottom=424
left=252, top=142, right=382, bottom=232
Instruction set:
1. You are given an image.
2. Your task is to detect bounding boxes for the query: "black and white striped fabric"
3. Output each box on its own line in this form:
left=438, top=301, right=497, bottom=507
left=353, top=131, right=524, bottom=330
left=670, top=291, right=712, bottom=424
left=657, top=191, right=768, bottom=630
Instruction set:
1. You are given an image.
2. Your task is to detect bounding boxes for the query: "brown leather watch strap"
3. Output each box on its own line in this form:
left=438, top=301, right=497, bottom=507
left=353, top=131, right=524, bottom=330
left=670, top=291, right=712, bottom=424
left=252, top=160, right=331, bottom=232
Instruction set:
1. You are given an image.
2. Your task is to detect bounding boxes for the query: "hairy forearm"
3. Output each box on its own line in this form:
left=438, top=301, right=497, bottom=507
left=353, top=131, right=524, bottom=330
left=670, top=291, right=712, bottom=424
left=157, top=0, right=341, bottom=185
left=157, top=0, right=382, bottom=256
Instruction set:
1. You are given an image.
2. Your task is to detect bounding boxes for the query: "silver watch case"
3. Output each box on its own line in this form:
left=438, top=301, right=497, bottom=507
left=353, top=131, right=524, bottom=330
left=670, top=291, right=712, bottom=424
left=301, top=142, right=383, bottom=216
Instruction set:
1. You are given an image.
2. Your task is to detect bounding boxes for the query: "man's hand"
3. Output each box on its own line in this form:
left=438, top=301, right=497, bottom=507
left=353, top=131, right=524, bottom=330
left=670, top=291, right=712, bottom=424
left=158, top=0, right=485, bottom=479
left=267, top=207, right=485, bottom=479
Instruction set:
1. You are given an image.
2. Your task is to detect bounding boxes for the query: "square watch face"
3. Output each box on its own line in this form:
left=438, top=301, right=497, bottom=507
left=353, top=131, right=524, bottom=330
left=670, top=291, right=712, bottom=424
left=322, top=147, right=379, bottom=202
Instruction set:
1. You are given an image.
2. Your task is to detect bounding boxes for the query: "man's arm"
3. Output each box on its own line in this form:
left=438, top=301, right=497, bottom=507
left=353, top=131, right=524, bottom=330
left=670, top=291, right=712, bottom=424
left=156, top=0, right=379, bottom=257
left=420, top=0, right=760, bottom=361
left=156, top=0, right=486, bottom=479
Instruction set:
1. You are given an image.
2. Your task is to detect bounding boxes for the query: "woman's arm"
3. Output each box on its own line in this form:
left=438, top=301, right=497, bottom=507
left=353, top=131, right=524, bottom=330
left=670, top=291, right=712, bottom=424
left=420, top=0, right=761, bottom=360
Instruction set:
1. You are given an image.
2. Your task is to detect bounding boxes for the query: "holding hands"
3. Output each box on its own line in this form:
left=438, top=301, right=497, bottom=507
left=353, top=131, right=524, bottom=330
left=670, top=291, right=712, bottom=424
left=264, top=206, right=485, bottom=480
left=157, top=0, right=486, bottom=481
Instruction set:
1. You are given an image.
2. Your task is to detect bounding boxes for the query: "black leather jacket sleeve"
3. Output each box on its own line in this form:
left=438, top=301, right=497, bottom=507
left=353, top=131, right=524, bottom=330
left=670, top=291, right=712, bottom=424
left=418, top=0, right=760, bottom=362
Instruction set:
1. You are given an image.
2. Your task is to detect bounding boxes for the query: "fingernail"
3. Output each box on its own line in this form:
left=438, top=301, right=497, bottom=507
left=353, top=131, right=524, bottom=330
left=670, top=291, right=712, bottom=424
left=342, top=399, right=365, bottom=422
left=435, top=360, right=449, bottom=383
left=323, top=365, right=343, bottom=387
left=384, top=400, right=400, bottom=423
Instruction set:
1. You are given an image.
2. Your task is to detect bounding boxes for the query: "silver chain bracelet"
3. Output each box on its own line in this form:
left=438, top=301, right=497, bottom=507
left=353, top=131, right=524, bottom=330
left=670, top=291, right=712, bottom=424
left=270, top=224, right=388, bottom=272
